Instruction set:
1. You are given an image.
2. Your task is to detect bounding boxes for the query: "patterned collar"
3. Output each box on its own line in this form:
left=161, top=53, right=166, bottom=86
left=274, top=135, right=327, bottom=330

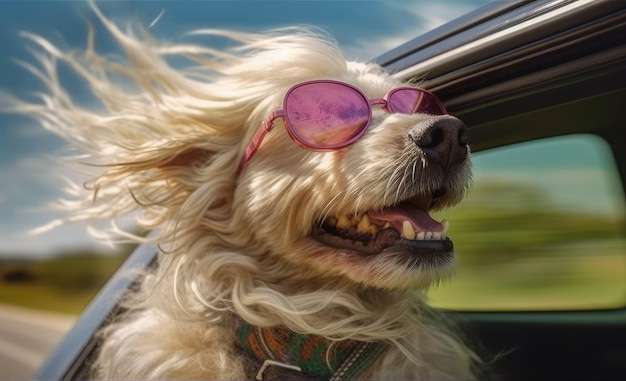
left=230, top=315, right=388, bottom=380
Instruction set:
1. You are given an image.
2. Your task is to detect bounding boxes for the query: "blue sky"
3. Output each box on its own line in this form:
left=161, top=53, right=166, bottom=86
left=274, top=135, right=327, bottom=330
left=0, top=0, right=492, bottom=258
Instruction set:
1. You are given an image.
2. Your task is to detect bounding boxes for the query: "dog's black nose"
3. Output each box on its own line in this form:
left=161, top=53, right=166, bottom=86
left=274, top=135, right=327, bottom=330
left=411, top=116, right=468, bottom=167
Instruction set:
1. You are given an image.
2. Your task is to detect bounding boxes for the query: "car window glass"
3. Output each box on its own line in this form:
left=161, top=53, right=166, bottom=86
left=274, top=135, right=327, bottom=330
left=429, top=134, right=626, bottom=310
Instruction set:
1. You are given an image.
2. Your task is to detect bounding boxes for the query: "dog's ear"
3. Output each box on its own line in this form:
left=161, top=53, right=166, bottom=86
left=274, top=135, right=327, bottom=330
left=157, top=147, right=214, bottom=169
left=107, top=144, right=217, bottom=173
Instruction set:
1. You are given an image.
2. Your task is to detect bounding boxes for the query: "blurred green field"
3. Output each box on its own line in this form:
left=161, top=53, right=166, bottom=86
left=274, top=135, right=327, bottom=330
left=0, top=250, right=130, bottom=315
left=429, top=180, right=626, bottom=311
left=0, top=281, right=99, bottom=315
left=429, top=252, right=626, bottom=310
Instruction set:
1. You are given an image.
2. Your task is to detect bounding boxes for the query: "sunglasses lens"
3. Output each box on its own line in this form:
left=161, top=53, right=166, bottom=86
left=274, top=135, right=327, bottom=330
left=284, top=82, right=370, bottom=149
left=388, top=88, right=447, bottom=115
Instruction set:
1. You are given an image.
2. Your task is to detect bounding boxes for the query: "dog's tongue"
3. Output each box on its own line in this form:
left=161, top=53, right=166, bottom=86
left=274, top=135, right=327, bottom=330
left=368, top=203, right=443, bottom=232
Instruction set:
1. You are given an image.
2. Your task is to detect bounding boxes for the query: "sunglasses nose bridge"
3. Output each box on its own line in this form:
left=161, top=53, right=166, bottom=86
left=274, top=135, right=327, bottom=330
left=369, top=98, right=389, bottom=112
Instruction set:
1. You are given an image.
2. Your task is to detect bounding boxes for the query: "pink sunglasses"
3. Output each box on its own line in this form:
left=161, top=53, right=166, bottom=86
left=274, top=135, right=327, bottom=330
left=239, top=79, right=447, bottom=173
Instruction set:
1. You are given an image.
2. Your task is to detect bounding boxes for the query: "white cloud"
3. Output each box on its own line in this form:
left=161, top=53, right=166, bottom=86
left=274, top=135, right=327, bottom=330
left=0, top=222, right=118, bottom=259
left=344, top=1, right=485, bottom=60
left=0, top=155, right=105, bottom=258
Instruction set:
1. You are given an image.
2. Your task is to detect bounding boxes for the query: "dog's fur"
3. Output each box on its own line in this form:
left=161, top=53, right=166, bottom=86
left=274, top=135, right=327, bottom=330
left=7, top=6, right=480, bottom=380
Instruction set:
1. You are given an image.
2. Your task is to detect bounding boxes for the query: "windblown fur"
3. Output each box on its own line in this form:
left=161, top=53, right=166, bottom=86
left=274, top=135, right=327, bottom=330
left=6, top=5, right=481, bottom=380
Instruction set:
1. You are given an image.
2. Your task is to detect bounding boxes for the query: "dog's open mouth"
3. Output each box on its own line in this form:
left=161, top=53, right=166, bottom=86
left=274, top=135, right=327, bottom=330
left=312, top=192, right=453, bottom=256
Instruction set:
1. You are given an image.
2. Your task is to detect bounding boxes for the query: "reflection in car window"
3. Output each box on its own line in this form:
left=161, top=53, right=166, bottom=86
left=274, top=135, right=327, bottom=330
left=430, top=134, right=626, bottom=310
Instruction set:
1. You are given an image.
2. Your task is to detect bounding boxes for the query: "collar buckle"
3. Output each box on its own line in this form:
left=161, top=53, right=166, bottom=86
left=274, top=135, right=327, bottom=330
left=256, top=359, right=302, bottom=380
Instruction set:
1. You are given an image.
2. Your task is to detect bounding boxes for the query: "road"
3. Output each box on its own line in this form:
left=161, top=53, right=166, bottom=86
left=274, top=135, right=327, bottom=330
left=0, top=305, right=75, bottom=380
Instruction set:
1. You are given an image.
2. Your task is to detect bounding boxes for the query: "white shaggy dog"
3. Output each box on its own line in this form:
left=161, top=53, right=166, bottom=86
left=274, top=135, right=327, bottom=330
left=7, top=7, right=481, bottom=380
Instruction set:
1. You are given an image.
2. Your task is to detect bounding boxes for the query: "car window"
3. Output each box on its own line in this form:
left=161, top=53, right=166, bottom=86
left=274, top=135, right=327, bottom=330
left=429, top=134, right=626, bottom=311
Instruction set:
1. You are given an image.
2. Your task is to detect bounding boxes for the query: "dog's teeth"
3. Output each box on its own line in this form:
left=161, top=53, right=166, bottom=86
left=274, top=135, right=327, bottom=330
left=331, top=215, right=447, bottom=240
left=337, top=215, right=351, bottom=229
left=402, top=220, right=416, bottom=240
left=356, top=214, right=373, bottom=233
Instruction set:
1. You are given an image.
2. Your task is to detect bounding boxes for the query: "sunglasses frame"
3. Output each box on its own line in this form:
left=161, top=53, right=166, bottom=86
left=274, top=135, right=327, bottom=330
left=238, top=79, right=447, bottom=173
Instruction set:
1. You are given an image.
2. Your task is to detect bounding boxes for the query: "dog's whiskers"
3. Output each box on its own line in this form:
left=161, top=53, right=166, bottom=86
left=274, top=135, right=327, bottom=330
left=411, top=160, right=418, bottom=184
left=318, top=192, right=343, bottom=225
left=394, top=164, right=412, bottom=203
left=383, top=157, right=409, bottom=206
